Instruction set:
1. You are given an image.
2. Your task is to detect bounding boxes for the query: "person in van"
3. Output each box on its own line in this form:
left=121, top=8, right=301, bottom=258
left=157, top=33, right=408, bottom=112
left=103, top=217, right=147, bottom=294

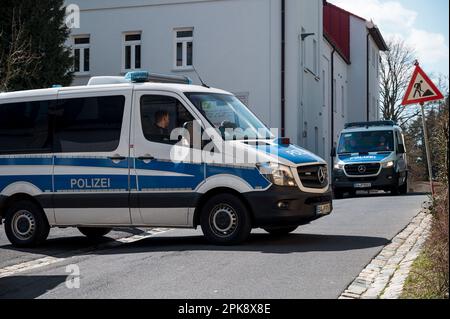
left=147, top=110, right=171, bottom=143
left=377, top=135, right=391, bottom=152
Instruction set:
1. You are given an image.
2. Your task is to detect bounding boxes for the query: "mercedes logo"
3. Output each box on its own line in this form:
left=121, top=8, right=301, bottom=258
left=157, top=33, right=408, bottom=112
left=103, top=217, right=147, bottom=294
left=358, top=165, right=367, bottom=174
left=317, top=167, right=326, bottom=184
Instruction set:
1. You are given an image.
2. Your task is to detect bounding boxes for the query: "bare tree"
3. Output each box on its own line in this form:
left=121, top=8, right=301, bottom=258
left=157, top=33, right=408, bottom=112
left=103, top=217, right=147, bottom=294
left=379, top=38, right=418, bottom=127
left=0, top=10, right=40, bottom=92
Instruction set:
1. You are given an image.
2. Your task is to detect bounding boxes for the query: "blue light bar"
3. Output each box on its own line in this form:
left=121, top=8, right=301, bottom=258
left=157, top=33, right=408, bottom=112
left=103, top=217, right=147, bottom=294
left=52, top=84, right=62, bottom=88
left=124, top=70, right=193, bottom=85
left=125, top=71, right=150, bottom=83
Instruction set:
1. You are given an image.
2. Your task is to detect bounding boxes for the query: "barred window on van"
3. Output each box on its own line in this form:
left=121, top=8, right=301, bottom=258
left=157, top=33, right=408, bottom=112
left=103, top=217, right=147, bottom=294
left=54, top=95, right=125, bottom=153
left=0, top=100, right=52, bottom=154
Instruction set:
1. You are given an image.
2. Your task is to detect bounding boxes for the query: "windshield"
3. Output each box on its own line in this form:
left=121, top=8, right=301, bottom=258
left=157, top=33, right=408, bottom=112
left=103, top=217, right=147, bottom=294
left=338, top=130, right=395, bottom=154
left=184, top=93, right=273, bottom=141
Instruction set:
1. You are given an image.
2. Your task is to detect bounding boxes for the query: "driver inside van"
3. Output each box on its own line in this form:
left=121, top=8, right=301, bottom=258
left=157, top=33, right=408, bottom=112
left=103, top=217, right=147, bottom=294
left=377, top=135, right=390, bottom=151
left=147, top=110, right=171, bottom=143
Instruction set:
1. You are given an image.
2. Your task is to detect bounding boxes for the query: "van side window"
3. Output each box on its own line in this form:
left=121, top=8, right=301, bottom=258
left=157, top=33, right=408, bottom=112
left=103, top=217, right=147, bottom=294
left=54, top=95, right=125, bottom=153
left=140, top=95, right=194, bottom=145
left=0, top=100, right=52, bottom=154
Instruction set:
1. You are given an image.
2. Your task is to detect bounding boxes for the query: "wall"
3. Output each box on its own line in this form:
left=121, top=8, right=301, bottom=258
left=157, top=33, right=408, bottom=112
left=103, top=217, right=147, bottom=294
left=68, top=0, right=282, bottom=129
left=348, top=15, right=381, bottom=123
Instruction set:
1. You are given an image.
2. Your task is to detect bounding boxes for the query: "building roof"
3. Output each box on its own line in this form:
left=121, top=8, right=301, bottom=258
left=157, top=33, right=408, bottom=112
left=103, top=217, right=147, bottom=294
left=323, top=1, right=389, bottom=55
left=323, top=2, right=351, bottom=64
left=367, top=25, right=389, bottom=51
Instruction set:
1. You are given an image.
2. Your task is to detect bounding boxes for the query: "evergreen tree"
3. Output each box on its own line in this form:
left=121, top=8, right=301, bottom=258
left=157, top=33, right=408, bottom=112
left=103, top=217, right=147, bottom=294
left=0, top=0, right=73, bottom=91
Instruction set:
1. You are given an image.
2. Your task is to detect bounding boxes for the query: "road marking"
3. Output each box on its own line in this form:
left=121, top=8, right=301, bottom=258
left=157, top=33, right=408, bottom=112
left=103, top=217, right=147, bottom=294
left=0, top=228, right=173, bottom=279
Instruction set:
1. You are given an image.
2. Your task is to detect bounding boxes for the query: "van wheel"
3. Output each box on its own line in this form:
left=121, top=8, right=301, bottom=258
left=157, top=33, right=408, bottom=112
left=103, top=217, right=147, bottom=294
left=200, top=194, right=252, bottom=245
left=4, top=200, right=50, bottom=248
left=78, top=227, right=112, bottom=240
left=264, top=226, right=298, bottom=236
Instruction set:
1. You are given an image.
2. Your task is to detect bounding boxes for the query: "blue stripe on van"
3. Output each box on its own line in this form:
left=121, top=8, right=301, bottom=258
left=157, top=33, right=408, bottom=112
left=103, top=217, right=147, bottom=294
left=206, top=165, right=271, bottom=189
left=1, top=157, right=269, bottom=192
left=0, top=176, right=52, bottom=193
left=54, top=175, right=130, bottom=191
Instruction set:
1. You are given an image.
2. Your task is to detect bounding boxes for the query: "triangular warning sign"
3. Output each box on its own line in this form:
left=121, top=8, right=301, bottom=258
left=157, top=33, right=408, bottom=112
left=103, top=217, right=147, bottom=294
left=402, top=64, right=444, bottom=105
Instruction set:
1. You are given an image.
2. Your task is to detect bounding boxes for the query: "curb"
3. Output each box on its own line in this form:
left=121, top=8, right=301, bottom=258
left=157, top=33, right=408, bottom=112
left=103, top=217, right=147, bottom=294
left=339, top=208, right=433, bottom=299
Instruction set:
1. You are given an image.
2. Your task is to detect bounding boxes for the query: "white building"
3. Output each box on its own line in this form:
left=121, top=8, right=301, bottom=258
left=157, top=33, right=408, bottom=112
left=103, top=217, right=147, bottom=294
left=322, top=2, right=388, bottom=163
left=65, top=0, right=387, bottom=165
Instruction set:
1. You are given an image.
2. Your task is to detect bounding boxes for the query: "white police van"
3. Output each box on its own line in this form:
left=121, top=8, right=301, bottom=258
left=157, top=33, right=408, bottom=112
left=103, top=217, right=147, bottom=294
left=332, top=121, right=408, bottom=199
left=0, top=71, right=332, bottom=247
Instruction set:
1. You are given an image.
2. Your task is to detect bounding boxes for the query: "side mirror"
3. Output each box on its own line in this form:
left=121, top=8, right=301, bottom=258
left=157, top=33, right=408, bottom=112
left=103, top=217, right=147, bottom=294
left=397, top=144, right=406, bottom=154
left=331, top=147, right=337, bottom=157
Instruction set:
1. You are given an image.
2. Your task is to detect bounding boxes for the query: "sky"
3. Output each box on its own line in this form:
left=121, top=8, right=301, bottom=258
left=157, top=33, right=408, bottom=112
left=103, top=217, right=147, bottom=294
left=329, top=0, right=450, bottom=78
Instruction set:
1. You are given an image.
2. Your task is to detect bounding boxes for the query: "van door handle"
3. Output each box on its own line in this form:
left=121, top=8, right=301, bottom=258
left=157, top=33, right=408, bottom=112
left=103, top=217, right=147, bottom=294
left=108, top=156, right=126, bottom=161
left=137, top=156, right=155, bottom=161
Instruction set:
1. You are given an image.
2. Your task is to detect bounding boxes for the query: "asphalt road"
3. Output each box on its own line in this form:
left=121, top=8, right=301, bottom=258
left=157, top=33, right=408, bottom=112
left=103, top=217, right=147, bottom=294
left=0, top=194, right=427, bottom=299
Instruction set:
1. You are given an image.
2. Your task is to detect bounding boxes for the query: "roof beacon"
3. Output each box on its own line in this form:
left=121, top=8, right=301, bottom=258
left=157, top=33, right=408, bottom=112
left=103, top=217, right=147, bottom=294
left=124, top=70, right=192, bottom=85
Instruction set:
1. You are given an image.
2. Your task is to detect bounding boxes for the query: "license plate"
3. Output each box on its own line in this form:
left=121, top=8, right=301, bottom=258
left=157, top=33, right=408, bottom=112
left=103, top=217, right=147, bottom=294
left=354, top=183, right=372, bottom=189
left=316, top=203, right=332, bottom=216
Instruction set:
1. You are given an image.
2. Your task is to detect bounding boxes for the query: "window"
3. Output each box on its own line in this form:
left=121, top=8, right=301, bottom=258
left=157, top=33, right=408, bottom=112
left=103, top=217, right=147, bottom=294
left=0, top=100, right=52, bottom=154
left=73, top=36, right=90, bottom=74
left=185, top=93, right=273, bottom=141
left=123, top=32, right=142, bottom=71
left=141, top=95, right=195, bottom=145
left=304, top=36, right=318, bottom=75
left=54, top=96, right=125, bottom=153
left=372, top=47, right=376, bottom=68
left=174, top=28, right=193, bottom=69
left=313, top=39, right=318, bottom=74
left=372, top=96, right=377, bottom=118
left=338, top=131, right=395, bottom=154
left=322, top=70, right=326, bottom=107
left=341, top=85, right=345, bottom=118
left=314, top=127, right=319, bottom=154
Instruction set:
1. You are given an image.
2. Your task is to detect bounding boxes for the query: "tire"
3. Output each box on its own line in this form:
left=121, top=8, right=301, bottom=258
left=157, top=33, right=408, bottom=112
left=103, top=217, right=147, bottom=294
left=334, top=189, right=344, bottom=199
left=78, top=227, right=112, bottom=240
left=264, top=226, right=298, bottom=236
left=4, top=200, right=50, bottom=248
left=200, top=194, right=252, bottom=245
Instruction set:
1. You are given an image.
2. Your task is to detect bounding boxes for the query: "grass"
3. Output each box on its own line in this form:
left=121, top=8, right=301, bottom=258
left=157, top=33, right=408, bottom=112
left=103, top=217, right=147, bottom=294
left=401, top=191, right=449, bottom=300
left=402, top=252, right=445, bottom=299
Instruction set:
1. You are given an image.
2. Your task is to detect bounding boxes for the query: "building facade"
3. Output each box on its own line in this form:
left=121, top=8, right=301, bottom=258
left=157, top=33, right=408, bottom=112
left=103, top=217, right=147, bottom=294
left=65, top=0, right=387, bottom=165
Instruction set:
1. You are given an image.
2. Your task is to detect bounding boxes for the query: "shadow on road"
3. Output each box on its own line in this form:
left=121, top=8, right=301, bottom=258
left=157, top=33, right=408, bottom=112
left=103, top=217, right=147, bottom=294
left=100, top=233, right=390, bottom=255
left=0, top=232, right=390, bottom=258
left=0, top=275, right=67, bottom=299
left=335, top=192, right=428, bottom=200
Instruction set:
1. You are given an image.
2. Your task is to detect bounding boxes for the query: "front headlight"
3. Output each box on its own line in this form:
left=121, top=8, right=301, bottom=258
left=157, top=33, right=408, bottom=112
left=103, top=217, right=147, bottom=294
left=334, top=162, right=345, bottom=170
left=382, top=161, right=395, bottom=168
left=258, top=163, right=297, bottom=187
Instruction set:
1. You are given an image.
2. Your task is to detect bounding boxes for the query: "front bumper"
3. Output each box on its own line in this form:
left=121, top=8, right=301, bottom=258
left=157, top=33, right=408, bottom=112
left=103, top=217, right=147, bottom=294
left=333, top=167, right=402, bottom=191
left=243, top=186, right=333, bottom=227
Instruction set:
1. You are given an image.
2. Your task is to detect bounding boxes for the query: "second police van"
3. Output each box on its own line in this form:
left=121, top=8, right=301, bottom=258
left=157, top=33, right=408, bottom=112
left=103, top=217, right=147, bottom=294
left=0, top=71, right=332, bottom=247
left=332, top=121, right=408, bottom=199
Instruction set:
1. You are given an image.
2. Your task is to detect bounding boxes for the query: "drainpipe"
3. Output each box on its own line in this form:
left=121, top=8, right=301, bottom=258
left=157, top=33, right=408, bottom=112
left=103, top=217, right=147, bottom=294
left=366, top=32, right=370, bottom=122
left=281, top=0, right=286, bottom=137
left=331, top=47, right=336, bottom=159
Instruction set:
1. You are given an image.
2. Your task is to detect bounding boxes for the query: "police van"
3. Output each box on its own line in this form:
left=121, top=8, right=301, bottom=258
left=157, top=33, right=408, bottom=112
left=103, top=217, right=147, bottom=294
left=332, top=121, right=408, bottom=199
left=0, top=71, right=332, bottom=247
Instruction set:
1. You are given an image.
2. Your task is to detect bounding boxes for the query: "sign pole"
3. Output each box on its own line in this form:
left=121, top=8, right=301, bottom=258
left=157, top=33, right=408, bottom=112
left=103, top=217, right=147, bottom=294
left=420, top=102, right=435, bottom=196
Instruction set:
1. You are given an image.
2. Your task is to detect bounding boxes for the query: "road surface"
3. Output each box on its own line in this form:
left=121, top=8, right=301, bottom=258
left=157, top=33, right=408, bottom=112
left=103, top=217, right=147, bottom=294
left=0, top=194, right=427, bottom=299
